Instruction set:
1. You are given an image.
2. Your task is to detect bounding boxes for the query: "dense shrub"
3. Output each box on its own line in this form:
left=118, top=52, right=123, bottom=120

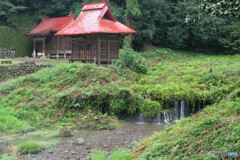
left=110, top=89, right=144, bottom=115
left=114, top=48, right=148, bottom=74
left=219, top=23, right=240, bottom=54
left=140, top=99, right=162, bottom=118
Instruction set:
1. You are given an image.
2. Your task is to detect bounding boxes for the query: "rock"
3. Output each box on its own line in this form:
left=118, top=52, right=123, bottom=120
left=48, top=150, right=53, bottom=154
left=59, top=126, right=73, bottom=137
left=73, top=138, right=85, bottom=145
left=0, top=140, right=8, bottom=152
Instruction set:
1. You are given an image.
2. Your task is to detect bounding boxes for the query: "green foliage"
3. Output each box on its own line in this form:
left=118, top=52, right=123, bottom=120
left=17, top=141, right=42, bottom=155
left=0, top=110, right=32, bottom=133
left=0, top=154, right=17, bottom=160
left=34, top=140, right=60, bottom=148
left=76, top=112, right=120, bottom=130
left=29, top=130, right=59, bottom=138
left=219, top=23, right=240, bottom=54
left=200, top=73, right=226, bottom=86
left=189, top=119, right=216, bottom=137
left=0, top=1, right=27, bottom=26
left=140, top=99, right=162, bottom=119
left=110, top=89, right=144, bottom=115
left=0, top=0, right=238, bottom=53
left=87, top=149, right=107, bottom=160
left=87, top=148, right=135, bottom=160
left=126, top=0, right=141, bottom=17
left=201, top=0, right=240, bottom=18
left=114, top=48, right=147, bottom=74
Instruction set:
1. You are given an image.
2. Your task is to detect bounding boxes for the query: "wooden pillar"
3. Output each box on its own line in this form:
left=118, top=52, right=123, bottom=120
left=108, top=37, right=110, bottom=64
left=97, top=36, right=101, bottom=66
left=33, top=39, right=36, bottom=58
left=117, top=36, right=120, bottom=59
left=57, top=36, right=59, bottom=52
left=42, top=37, right=46, bottom=57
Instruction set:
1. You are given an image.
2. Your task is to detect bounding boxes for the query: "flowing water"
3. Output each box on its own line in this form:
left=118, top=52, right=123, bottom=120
left=180, top=100, right=185, bottom=119
left=174, top=101, right=179, bottom=121
left=126, top=100, right=203, bottom=125
left=153, top=114, right=161, bottom=124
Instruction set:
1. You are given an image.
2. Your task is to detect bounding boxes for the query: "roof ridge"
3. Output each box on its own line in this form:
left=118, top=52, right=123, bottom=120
left=42, top=14, right=74, bottom=21
left=82, top=0, right=109, bottom=5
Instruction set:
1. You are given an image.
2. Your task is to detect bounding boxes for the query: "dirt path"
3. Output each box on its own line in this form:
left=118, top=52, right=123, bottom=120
left=0, top=77, right=19, bottom=88
left=19, top=123, right=168, bottom=160
left=0, top=74, right=32, bottom=88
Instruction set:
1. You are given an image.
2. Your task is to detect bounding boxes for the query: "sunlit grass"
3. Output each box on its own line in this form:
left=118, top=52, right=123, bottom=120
left=29, top=130, right=59, bottom=138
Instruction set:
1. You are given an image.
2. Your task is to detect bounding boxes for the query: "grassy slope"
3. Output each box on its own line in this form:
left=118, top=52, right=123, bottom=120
left=0, top=48, right=239, bottom=159
left=0, top=63, right=137, bottom=133
left=132, top=50, right=240, bottom=159
left=133, top=98, right=240, bottom=160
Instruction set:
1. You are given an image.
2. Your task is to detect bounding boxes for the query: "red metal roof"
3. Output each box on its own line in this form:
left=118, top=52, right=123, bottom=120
left=56, top=1, right=136, bottom=36
left=26, top=14, right=74, bottom=36
left=82, top=1, right=107, bottom=11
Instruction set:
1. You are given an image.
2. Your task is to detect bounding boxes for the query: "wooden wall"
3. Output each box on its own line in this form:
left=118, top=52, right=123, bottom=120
left=71, top=34, right=120, bottom=64
left=45, top=36, right=71, bottom=53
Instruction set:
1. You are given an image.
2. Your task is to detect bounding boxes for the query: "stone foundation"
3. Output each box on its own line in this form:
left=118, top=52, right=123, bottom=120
left=0, top=62, right=50, bottom=81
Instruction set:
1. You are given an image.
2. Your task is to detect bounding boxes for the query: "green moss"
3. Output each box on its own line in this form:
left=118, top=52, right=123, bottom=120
left=0, top=26, right=33, bottom=57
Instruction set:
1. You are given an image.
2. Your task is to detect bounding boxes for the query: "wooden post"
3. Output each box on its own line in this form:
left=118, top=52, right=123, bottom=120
left=108, top=37, right=110, bottom=65
left=117, top=36, right=120, bottom=59
left=94, top=57, right=97, bottom=64
left=33, top=39, right=36, bottom=58
left=57, top=36, right=59, bottom=52
left=42, top=37, right=46, bottom=57
left=97, top=36, right=101, bottom=66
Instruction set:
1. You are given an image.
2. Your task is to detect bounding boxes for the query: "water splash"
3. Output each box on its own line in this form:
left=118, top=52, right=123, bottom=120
left=164, top=112, right=170, bottom=124
left=153, top=114, right=161, bottom=124
left=174, top=101, right=179, bottom=120
left=180, top=100, right=185, bottom=119
left=137, top=113, right=146, bottom=124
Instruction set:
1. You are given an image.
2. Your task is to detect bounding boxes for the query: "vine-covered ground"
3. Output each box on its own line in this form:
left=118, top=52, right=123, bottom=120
left=0, top=48, right=239, bottom=159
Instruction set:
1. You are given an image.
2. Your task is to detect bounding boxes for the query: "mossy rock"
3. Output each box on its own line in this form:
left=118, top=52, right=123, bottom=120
left=59, top=126, right=73, bottom=137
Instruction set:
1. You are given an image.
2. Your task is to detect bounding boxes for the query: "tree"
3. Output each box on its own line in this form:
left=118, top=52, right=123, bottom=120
left=219, top=23, right=240, bottom=53
left=0, top=0, right=27, bottom=26
left=125, top=0, right=141, bottom=44
left=201, top=0, right=240, bottom=18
